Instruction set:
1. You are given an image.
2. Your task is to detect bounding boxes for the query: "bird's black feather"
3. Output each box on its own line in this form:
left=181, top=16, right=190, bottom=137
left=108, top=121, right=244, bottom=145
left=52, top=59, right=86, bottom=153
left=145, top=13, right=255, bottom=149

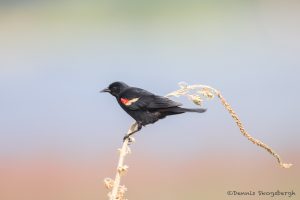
left=102, top=81, right=206, bottom=139
left=119, top=87, right=182, bottom=110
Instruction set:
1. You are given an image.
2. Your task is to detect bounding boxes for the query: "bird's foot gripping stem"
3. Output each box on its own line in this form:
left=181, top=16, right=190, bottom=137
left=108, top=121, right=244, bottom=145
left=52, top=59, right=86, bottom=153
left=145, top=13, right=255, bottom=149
left=123, top=122, right=142, bottom=144
left=123, top=135, right=133, bottom=143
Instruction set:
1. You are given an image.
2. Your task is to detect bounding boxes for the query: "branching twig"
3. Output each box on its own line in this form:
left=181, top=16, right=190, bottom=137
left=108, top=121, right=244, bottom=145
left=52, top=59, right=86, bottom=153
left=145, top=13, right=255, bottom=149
left=104, top=122, right=138, bottom=200
left=166, top=82, right=292, bottom=168
left=104, top=82, right=292, bottom=200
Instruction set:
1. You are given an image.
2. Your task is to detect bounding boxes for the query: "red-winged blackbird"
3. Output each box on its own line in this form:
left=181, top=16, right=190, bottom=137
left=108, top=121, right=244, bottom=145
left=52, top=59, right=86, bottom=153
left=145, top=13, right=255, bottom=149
left=101, top=81, right=206, bottom=141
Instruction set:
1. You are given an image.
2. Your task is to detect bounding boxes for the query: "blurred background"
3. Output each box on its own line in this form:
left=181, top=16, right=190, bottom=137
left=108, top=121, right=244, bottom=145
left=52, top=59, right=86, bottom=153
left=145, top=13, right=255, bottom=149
left=0, top=0, right=299, bottom=199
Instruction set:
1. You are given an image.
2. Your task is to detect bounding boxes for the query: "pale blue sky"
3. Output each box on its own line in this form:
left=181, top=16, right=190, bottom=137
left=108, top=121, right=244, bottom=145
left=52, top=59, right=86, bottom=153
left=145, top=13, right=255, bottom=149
left=0, top=1, right=299, bottom=162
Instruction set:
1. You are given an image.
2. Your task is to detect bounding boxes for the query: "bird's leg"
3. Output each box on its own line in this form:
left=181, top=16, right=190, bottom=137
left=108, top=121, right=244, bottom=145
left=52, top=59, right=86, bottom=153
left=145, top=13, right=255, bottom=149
left=123, top=122, right=142, bottom=143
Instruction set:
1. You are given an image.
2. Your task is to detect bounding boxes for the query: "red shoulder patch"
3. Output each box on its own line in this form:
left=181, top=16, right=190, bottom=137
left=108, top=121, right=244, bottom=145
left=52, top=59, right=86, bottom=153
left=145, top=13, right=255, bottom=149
left=120, top=98, right=129, bottom=105
left=120, top=97, right=140, bottom=106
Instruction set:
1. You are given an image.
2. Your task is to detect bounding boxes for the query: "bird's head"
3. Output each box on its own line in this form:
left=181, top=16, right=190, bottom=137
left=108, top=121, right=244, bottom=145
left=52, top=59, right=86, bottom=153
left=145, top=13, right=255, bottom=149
left=100, top=81, right=129, bottom=97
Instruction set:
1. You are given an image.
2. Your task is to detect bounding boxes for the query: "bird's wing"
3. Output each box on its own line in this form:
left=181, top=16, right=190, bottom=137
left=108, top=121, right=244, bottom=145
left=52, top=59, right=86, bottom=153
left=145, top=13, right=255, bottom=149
left=119, top=87, right=182, bottom=110
left=147, top=95, right=182, bottom=109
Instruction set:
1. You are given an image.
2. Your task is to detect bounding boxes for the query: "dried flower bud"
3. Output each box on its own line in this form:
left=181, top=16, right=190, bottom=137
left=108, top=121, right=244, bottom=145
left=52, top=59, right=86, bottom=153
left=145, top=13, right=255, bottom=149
left=282, top=163, right=293, bottom=168
left=188, top=94, right=203, bottom=106
left=104, top=178, right=114, bottom=189
left=119, top=185, right=128, bottom=193
left=198, top=88, right=214, bottom=99
left=114, top=185, right=128, bottom=200
left=118, top=165, right=129, bottom=175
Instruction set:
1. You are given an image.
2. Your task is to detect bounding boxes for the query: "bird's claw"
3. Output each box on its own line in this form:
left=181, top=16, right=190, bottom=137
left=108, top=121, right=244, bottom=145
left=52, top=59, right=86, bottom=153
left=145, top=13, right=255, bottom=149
left=123, top=135, right=133, bottom=144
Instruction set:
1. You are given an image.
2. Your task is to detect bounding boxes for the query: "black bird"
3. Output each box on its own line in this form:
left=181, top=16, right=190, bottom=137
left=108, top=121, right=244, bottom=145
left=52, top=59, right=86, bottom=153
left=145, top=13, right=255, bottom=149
left=101, top=81, right=206, bottom=141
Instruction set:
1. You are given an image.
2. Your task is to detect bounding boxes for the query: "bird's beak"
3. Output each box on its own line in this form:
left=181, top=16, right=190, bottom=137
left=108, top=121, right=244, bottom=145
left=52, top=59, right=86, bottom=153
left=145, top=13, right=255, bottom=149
left=100, top=88, right=111, bottom=93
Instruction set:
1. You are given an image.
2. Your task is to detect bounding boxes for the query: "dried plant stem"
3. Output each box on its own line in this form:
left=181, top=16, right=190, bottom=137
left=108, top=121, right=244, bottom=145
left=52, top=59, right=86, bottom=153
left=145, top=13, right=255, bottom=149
left=110, top=139, right=128, bottom=199
left=217, top=92, right=292, bottom=168
left=105, top=82, right=292, bottom=200
left=166, top=82, right=292, bottom=169
left=107, top=122, right=138, bottom=200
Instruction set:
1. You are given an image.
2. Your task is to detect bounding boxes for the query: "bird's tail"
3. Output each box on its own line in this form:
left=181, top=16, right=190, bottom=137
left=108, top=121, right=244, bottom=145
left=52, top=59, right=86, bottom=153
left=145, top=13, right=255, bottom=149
left=179, top=107, right=207, bottom=113
left=157, top=107, right=206, bottom=119
left=160, top=107, right=206, bottom=114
